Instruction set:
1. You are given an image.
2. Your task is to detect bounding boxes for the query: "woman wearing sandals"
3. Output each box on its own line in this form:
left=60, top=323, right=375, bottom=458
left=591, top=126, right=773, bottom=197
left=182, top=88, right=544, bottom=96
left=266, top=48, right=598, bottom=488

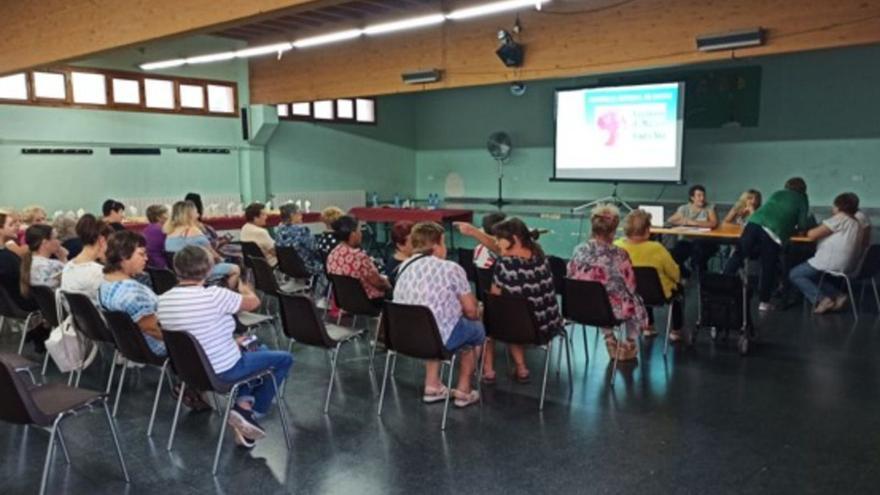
left=567, top=204, right=648, bottom=362
left=482, top=218, right=563, bottom=384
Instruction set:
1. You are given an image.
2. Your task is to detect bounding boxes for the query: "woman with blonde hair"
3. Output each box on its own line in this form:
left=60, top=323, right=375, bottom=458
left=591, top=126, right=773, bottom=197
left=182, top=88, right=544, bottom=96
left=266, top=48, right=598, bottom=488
left=723, top=189, right=763, bottom=225
left=567, top=204, right=647, bottom=361
left=316, top=206, right=345, bottom=261
left=164, top=200, right=239, bottom=288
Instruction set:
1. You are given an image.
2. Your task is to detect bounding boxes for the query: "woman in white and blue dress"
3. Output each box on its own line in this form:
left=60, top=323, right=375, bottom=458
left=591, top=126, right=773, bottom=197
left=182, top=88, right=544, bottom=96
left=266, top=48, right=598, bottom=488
left=164, top=200, right=240, bottom=289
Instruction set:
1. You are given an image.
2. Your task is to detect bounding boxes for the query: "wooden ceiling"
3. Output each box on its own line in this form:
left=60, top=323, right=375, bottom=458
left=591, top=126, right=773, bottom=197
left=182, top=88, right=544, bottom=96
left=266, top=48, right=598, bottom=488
left=213, top=0, right=442, bottom=42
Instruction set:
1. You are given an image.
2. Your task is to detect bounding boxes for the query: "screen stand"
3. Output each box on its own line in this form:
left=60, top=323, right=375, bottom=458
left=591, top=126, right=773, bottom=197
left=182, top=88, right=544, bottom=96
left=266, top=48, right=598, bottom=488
left=570, top=182, right=633, bottom=214
left=492, top=159, right=508, bottom=208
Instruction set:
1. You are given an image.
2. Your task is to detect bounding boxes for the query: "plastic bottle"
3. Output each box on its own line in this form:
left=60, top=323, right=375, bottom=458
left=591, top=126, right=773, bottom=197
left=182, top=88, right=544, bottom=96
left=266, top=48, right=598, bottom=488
left=371, top=192, right=379, bottom=207
left=393, top=193, right=401, bottom=208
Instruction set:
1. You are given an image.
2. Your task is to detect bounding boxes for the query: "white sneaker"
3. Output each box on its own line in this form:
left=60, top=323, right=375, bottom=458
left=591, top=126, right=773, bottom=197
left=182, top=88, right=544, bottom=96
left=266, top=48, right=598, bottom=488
left=832, top=294, right=848, bottom=311
left=814, top=298, right=835, bottom=314
left=758, top=302, right=775, bottom=312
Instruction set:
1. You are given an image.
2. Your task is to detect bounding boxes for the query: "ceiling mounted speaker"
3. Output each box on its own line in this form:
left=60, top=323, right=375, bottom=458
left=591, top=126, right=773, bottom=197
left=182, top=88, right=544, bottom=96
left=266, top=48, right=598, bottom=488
left=696, top=27, right=765, bottom=51
left=402, top=69, right=442, bottom=84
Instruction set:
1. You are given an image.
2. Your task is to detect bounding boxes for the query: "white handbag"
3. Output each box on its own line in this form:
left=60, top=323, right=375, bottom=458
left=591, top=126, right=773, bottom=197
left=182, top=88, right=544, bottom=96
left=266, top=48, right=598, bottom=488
left=46, top=315, right=87, bottom=373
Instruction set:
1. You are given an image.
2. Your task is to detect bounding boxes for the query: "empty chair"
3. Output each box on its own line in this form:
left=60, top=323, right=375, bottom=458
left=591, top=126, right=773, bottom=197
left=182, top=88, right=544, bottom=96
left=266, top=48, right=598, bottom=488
left=0, top=285, right=41, bottom=355
left=63, top=291, right=119, bottom=390
left=328, top=273, right=383, bottom=366
left=562, top=278, right=626, bottom=387
left=547, top=256, right=568, bottom=297
left=0, top=354, right=129, bottom=495
left=378, top=301, right=470, bottom=430
left=250, top=255, right=306, bottom=296
left=147, top=267, right=178, bottom=295
left=634, top=267, right=683, bottom=355
left=28, top=285, right=61, bottom=374
left=103, top=311, right=171, bottom=432
left=483, top=293, right=572, bottom=410
left=0, top=351, right=40, bottom=384
left=277, top=292, right=362, bottom=413
left=162, top=330, right=290, bottom=475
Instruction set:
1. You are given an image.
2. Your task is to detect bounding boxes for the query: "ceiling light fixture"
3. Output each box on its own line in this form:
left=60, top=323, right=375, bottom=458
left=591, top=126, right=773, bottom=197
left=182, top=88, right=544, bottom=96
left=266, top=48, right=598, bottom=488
left=236, top=42, right=293, bottom=58
left=187, top=52, right=236, bottom=64
left=140, top=59, right=186, bottom=71
left=364, top=14, right=446, bottom=35
left=293, top=29, right=362, bottom=48
left=446, top=0, right=550, bottom=20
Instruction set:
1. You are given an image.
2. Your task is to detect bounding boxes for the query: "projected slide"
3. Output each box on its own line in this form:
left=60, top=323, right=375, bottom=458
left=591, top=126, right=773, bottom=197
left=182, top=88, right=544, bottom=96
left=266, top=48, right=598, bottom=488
left=554, top=82, right=685, bottom=182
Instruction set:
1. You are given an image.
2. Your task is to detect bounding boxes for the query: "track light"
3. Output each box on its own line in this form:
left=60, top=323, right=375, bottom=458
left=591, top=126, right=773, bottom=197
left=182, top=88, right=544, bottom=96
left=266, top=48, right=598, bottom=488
left=364, top=14, right=445, bottom=35
left=293, top=30, right=362, bottom=48
left=447, top=0, right=549, bottom=20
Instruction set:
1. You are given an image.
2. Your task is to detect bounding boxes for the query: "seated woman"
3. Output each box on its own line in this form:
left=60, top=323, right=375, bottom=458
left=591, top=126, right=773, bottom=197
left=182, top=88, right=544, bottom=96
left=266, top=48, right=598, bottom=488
left=21, top=224, right=68, bottom=296
left=393, top=222, right=485, bottom=407
left=275, top=202, right=322, bottom=275
left=484, top=218, right=563, bottom=383
left=723, top=189, right=763, bottom=225
left=326, top=215, right=391, bottom=303
left=1, top=210, right=28, bottom=257
left=316, top=206, right=344, bottom=262
left=53, top=215, right=83, bottom=259
left=158, top=245, right=292, bottom=448
left=241, top=202, right=277, bottom=266
left=102, top=199, right=126, bottom=232
left=61, top=214, right=113, bottom=303
left=385, top=220, right=414, bottom=285
left=567, top=204, right=648, bottom=361
left=790, top=193, right=864, bottom=314
left=18, top=205, right=48, bottom=245
left=143, top=205, right=169, bottom=269
left=184, top=192, right=239, bottom=261
left=164, top=200, right=240, bottom=288
left=615, top=210, right=685, bottom=341
left=667, top=185, right=719, bottom=277
left=0, top=211, right=36, bottom=310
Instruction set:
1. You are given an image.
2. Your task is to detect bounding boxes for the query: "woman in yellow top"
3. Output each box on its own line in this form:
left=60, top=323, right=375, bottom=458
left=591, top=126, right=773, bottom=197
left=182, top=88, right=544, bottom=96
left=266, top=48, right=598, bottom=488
left=615, top=209, right=685, bottom=341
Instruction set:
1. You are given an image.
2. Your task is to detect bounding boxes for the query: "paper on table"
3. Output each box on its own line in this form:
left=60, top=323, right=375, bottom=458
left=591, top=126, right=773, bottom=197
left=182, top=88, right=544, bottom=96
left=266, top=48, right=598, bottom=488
left=672, top=226, right=712, bottom=232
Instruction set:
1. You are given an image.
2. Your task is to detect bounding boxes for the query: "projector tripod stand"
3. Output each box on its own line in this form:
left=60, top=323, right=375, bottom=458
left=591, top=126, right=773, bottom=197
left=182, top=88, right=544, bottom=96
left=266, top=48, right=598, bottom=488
left=570, top=182, right=634, bottom=214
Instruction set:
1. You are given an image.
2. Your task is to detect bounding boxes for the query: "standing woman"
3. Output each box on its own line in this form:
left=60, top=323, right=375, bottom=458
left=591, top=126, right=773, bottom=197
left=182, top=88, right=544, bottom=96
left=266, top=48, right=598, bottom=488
left=484, top=218, right=563, bottom=383
left=567, top=204, right=647, bottom=361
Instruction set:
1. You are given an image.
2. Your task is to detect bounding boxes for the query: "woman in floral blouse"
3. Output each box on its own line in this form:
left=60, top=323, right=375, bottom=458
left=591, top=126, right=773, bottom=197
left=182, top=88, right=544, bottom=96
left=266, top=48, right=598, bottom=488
left=567, top=204, right=647, bottom=361
left=275, top=202, right=322, bottom=275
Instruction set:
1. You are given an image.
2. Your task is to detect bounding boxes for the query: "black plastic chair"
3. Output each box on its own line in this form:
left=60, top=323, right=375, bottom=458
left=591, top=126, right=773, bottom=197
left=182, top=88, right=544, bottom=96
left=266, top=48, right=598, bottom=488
left=562, top=278, right=626, bottom=387
left=0, top=284, right=41, bottom=356
left=63, top=291, right=119, bottom=392
left=456, top=247, right=477, bottom=282
left=547, top=256, right=568, bottom=297
left=250, top=254, right=306, bottom=295
left=147, top=267, right=178, bottom=295
left=276, top=245, right=313, bottom=280
left=239, top=241, right=264, bottom=269
left=103, top=311, right=171, bottom=433
left=634, top=267, right=682, bottom=355
left=277, top=293, right=362, bottom=413
left=162, top=330, right=290, bottom=475
left=854, top=244, right=880, bottom=312
left=29, top=285, right=61, bottom=375
left=483, top=293, right=571, bottom=410
left=0, top=354, right=129, bottom=495
left=328, top=273, right=383, bottom=367
left=378, top=301, right=470, bottom=431
left=475, top=267, right=493, bottom=302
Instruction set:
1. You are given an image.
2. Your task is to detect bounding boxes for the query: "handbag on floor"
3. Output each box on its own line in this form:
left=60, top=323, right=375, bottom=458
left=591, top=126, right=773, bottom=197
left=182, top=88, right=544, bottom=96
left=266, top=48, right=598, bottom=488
left=46, top=315, right=92, bottom=373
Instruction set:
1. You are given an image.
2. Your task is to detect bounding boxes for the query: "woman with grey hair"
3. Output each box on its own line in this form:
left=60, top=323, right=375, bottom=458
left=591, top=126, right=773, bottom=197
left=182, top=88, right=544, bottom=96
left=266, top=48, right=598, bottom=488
left=275, top=202, right=322, bottom=275
left=157, top=245, right=293, bottom=448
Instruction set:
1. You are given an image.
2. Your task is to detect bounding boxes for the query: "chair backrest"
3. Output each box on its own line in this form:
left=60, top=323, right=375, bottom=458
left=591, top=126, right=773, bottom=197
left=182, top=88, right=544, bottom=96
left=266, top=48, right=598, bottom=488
left=562, top=278, right=620, bottom=327
left=456, top=248, right=477, bottom=282
left=0, top=354, right=45, bottom=425
left=249, top=256, right=281, bottom=294
left=277, top=292, right=333, bottom=348
left=161, top=330, right=225, bottom=392
left=483, top=293, right=543, bottom=345
left=29, top=285, right=59, bottom=328
left=63, top=291, right=115, bottom=343
left=634, top=267, right=667, bottom=306
left=276, top=245, right=312, bottom=279
left=147, top=267, right=178, bottom=295
left=856, top=244, right=880, bottom=279
left=382, top=301, right=449, bottom=360
left=103, top=311, right=166, bottom=366
left=328, top=273, right=381, bottom=316
left=474, top=267, right=493, bottom=302
left=547, top=256, right=568, bottom=296
left=0, top=284, right=29, bottom=319
left=240, top=241, right=264, bottom=269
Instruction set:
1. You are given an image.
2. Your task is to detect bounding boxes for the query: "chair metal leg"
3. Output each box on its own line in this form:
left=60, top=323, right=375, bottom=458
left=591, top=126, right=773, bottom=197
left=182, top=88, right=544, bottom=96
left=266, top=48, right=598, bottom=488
left=74, top=368, right=82, bottom=388
left=581, top=325, right=589, bottom=363
left=212, top=384, right=239, bottom=476
left=112, top=359, right=129, bottom=417
left=376, top=350, right=394, bottom=416
left=610, top=326, right=622, bottom=388
left=39, top=416, right=62, bottom=495
left=55, top=424, right=71, bottom=465
left=441, top=355, right=456, bottom=431
left=563, top=332, right=573, bottom=395
left=105, top=350, right=118, bottom=394
left=539, top=341, right=553, bottom=411
left=369, top=317, right=380, bottom=372
left=270, top=375, right=291, bottom=449
left=843, top=276, right=858, bottom=320
left=166, top=381, right=186, bottom=451
left=324, top=344, right=341, bottom=414
left=102, top=400, right=130, bottom=483
left=42, top=352, right=51, bottom=377
left=24, top=368, right=37, bottom=385
left=147, top=360, right=169, bottom=437
left=391, top=353, right=398, bottom=377
left=663, top=303, right=674, bottom=356
left=17, top=313, right=33, bottom=354
left=873, top=278, right=880, bottom=312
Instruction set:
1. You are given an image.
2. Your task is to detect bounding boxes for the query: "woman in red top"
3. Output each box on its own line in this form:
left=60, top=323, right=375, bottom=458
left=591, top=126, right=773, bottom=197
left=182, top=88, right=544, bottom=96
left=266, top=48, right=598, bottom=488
left=326, top=216, right=391, bottom=303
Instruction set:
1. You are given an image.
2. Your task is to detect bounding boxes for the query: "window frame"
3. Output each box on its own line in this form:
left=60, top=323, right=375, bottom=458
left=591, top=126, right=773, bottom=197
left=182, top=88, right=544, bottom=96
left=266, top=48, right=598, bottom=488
left=277, top=97, right=376, bottom=126
left=68, top=68, right=110, bottom=107
left=110, top=76, right=144, bottom=107
left=0, top=72, right=32, bottom=103
left=30, top=70, right=69, bottom=103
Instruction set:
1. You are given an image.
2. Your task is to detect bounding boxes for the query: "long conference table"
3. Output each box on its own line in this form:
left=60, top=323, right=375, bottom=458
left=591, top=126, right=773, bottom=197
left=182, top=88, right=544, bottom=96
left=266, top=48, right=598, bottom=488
left=651, top=223, right=811, bottom=243
left=348, top=207, right=474, bottom=250
left=123, top=212, right=322, bottom=233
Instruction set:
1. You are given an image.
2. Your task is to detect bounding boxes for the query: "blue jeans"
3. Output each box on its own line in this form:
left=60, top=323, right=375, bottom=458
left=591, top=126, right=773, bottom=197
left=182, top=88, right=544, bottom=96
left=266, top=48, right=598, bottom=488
left=444, top=317, right=486, bottom=352
left=144, top=334, right=167, bottom=357
left=217, top=348, right=293, bottom=415
left=789, top=262, right=841, bottom=304
left=724, top=223, right=781, bottom=303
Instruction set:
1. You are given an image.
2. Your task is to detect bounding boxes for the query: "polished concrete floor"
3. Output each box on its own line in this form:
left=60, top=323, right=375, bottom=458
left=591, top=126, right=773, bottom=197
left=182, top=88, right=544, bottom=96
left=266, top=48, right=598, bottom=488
left=2, top=299, right=880, bottom=495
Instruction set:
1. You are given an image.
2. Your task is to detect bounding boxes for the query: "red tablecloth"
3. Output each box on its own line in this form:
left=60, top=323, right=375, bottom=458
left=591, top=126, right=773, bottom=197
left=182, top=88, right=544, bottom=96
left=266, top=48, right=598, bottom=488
left=348, top=207, right=473, bottom=224
left=124, top=212, right=321, bottom=232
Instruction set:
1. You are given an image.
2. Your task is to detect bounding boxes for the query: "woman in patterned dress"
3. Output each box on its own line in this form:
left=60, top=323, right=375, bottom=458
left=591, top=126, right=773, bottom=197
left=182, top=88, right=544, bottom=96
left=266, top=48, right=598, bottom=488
left=567, top=204, right=647, bottom=361
left=486, top=218, right=564, bottom=383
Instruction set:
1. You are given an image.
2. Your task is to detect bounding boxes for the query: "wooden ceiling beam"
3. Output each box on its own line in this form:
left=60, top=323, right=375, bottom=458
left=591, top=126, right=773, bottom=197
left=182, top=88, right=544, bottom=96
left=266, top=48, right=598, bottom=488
left=0, top=0, right=350, bottom=74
